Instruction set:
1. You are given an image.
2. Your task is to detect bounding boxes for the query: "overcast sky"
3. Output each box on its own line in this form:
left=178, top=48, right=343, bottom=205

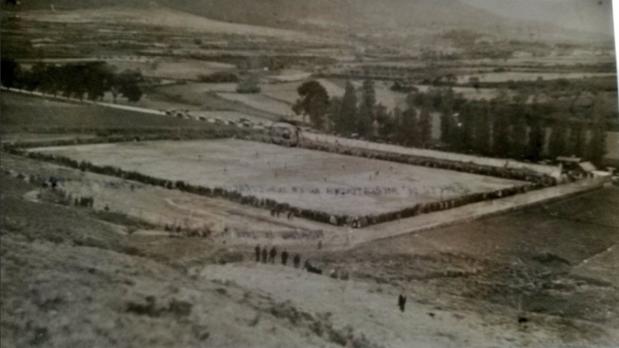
left=460, top=0, right=614, bottom=34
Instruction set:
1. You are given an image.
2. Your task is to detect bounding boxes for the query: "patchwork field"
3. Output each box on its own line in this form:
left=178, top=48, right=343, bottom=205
left=26, top=57, right=237, bottom=81
left=0, top=93, right=215, bottom=133
left=145, top=83, right=286, bottom=121
left=261, top=82, right=305, bottom=104
left=225, top=79, right=409, bottom=116
left=30, top=139, right=526, bottom=216
left=458, top=71, right=616, bottom=83
left=318, top=79, right=405, bottom=109
left=107, top=58, right=235, bottom=81
left=217, top=92, right=294, bottom=117
left=21, top=7, right=317, bottom=41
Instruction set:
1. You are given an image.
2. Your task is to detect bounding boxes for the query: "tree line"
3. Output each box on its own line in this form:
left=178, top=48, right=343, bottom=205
left=1, top=58, right=144, bottom=102
left=293, top=80, right=609, bottom=165
left=440, top=92, right=609, bottom=165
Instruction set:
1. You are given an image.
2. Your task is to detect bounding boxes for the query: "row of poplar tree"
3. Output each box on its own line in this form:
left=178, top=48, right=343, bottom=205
left=293, top=80, right=608, bottom=165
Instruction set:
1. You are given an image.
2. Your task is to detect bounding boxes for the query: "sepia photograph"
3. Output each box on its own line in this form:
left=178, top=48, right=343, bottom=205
left=1, top=0, right=618, bottom=347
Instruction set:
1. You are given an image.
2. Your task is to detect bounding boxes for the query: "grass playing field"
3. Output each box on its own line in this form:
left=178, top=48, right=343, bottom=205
left=30, top=139, right=526, bottom=216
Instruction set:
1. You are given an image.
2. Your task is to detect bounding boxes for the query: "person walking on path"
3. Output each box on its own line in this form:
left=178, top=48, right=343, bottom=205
left=269, top=247, right=277, bottom=264
left=398, top=293, right=407, bottom=312
left=293, top=254, right=301, bottom=268
left=281, top=251, right=289, bottom=265
left=254, top=245, right=261, bottom=262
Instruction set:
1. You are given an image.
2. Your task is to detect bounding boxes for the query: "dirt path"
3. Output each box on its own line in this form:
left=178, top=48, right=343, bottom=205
left=352, top=177, right=608, bottom=247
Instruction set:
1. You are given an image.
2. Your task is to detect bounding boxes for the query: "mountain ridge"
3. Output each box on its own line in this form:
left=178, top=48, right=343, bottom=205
left=10, top=0, right=613, bottom=43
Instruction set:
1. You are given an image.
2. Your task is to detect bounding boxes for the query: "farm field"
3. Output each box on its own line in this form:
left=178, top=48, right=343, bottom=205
left=260, top=82, right=304, bottom=104
left=108, top=93, right=205, bottom=113
left=331, top=79, right=501, bottom=104
left=415, top=84, right=500, bottom=100
left=0, top=133, right=99, bottom=144
left=373, top=81, right=407, bottom=109
left=314, top=78, right=346, bottom=97
left=267, top=70, right=312, bottom=82
left=261, top=78, right=404, bottom=110
left=20, top=7, right=318, bottom=41
left=323, top=79, right=495, bottom=108
left=0, top=93, right=217, bottom=133
left=149, top=83, right=227, bottom=101
left=145, top=83, right=285, bottom=121
left=454, top=55, right=616, bottom=67
left=458, top=71, right=616, bottom=83
left=147, top=83, right=235, bottom=108
left=22, top=57, right=236, bottom=81
left=107, top=58, right=235, bottom=81
left=258, top=79, right=346, bottom=107
left=217, top=92, right=294, bottom=117
left=29, top=139, right=526, bottom=217
left=149, top=78, right=495, bottom=122
left=320, top=79, right=405, bottom=109
left=157, top=79, right=406, bottom=119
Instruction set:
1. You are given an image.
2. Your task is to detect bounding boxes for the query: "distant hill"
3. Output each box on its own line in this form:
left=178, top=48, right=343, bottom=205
left=461, top=0, right=614, bottom=35
left=10, top=0, right=613, bottom=43
left=11, top=0, right=520, bottom=29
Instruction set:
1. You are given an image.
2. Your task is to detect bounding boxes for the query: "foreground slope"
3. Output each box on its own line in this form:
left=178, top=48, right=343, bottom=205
left=0, top=174, right=344, bottom=348
left=3, top=166, right=616, bottom=347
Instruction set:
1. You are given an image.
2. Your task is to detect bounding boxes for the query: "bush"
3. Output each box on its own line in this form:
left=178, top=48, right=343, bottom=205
left=198, top=72, right=239, bottom=83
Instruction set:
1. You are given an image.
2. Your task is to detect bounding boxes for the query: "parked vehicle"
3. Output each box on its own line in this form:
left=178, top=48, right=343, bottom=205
left=270, top=122, right=300, bottom=147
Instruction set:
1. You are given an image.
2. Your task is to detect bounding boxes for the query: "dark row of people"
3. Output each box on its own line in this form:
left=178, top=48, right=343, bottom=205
left=319, top=141, right=555, bottom=185
left=254, top=245, right=325, bottom=275
left=255, top=245, right=301, bottom=268
left=254, top=245, right=408, bottom=313
left=269, top=208, right=295, bottom=220
left=74, top=196, right=94, bottom=208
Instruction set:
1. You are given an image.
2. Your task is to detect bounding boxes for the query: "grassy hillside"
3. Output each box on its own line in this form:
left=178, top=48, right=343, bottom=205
left=8, top=0, right=589, bottom=42
left=462, top=0, right=614, bottom=35
left=0, top=93, right=220, bottom=134
left=8, top=0, right=508, bottom=29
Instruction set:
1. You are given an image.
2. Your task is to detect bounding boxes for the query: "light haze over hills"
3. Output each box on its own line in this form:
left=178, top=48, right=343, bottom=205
left=12, top=0, right=615, bottom=42
left=460, top=0, right=613, bottom=35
